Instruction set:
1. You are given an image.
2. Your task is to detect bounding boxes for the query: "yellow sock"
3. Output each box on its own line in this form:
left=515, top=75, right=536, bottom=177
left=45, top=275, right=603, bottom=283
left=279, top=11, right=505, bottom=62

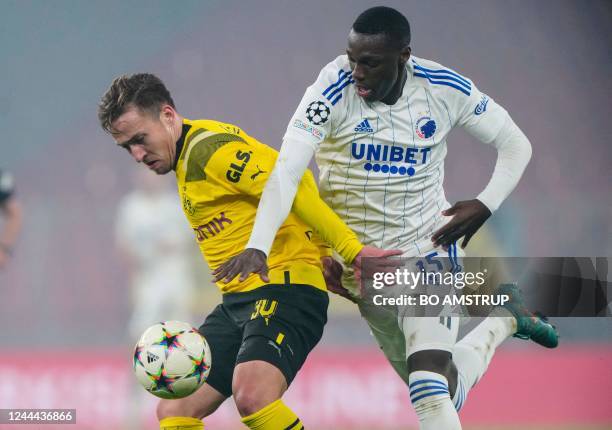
left=159, top=416, right=204, bottom=430
left=241, top=399, right=303, bottom=430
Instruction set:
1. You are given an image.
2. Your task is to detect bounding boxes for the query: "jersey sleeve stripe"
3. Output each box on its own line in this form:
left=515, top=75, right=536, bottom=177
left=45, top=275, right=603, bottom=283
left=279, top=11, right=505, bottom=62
left=414, top=67, right=472, bottom=92
left=322, top=69, right=351, bottom=96
left=326, top=74, right=355, bottom=100
left=412, top=63, right=471, bottom=89
left=413, top=72, right=471, bottom=96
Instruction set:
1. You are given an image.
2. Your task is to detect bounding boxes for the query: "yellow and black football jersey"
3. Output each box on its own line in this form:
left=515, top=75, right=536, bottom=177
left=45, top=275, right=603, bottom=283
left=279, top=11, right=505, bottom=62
left=174, top=118, right=362, bottom=293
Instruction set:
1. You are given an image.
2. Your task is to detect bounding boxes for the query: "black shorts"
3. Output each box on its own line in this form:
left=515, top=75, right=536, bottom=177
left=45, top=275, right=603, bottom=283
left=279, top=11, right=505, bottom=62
left=198, top=283, right=328, bottom=397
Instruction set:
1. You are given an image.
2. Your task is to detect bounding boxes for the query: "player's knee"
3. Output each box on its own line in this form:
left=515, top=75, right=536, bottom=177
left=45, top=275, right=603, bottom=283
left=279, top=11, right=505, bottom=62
left=233, top=386, right=269, bottom=417
left=232, top=360, right=286, bottom=417
left=408, top=349, right=458, bottom=395
left=233, top=373, right=279, bottom=417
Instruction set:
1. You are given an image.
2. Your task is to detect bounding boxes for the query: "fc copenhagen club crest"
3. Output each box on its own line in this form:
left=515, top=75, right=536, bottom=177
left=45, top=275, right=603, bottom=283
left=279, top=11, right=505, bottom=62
left=415, top=115, right=437, bottom=139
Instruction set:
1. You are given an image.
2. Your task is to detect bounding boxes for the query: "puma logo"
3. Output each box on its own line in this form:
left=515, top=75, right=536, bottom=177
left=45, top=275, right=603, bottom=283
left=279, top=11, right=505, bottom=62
left=250, top=165, right=266, bottom=180
left=267, top=340, right=282, bottom=358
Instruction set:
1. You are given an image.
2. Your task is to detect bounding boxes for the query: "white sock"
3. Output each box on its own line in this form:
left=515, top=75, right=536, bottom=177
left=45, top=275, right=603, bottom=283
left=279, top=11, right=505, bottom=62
left=452, top=371, right=468, bottom=412
left=409, top=370, right=462, bottom=430
left=452, top=311, right=515, bottom=410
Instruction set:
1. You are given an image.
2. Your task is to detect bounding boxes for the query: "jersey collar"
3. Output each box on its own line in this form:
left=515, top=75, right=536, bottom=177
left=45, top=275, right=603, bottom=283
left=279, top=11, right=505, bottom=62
left=406, top=56, right=416, bottom=76
left=173, top=121, right=192, bottom=171
left=401, top=57, right=416, bottom=95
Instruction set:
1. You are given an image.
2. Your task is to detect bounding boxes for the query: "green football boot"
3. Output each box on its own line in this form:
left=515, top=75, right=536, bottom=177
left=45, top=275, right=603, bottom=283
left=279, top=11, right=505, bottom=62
left=497, top=283, right=559, bottom=348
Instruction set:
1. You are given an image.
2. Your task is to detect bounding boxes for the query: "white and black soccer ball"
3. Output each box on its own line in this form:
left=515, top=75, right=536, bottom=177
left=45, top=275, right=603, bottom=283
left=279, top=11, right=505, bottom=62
left=305, top=101, right=330, bottom=125
left=133, top=321, right=212, bottom=399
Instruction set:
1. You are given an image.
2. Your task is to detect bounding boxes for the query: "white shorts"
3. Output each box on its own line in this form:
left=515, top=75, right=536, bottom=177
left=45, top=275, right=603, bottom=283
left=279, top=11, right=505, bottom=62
left=343, top=242, right=465, bottom=381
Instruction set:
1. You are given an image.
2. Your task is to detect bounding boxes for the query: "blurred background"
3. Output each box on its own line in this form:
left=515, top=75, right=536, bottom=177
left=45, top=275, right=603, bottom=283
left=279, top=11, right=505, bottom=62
left=0, top=0, right=610, bottom=429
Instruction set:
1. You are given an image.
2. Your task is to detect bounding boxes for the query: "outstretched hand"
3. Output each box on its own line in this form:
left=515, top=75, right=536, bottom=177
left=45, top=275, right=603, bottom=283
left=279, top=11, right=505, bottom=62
left=431, top=199, right=491, bottom=248
left=212, top=248, right=270, bottom=284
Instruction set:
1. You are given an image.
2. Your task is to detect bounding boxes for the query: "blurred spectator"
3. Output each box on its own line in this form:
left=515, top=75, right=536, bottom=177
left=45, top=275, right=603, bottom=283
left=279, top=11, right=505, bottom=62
left=0, top=169, right=22, bottom=269
left=115, top=169, right=199, bottom=340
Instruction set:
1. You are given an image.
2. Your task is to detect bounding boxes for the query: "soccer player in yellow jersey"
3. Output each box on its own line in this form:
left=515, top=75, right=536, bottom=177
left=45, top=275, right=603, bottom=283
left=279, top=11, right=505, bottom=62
left=98, top=73, right=396, bottom=430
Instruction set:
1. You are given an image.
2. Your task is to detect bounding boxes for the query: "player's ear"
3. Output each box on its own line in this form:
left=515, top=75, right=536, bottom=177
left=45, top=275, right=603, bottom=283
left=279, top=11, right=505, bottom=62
left=160, top=105, right=175, bottom=125
left=399, top=46, right=411, bottom=66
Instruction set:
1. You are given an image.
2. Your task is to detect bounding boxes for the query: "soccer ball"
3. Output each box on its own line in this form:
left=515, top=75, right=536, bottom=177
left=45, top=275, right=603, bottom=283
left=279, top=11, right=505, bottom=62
left=133, top=321, right=212, bottom=399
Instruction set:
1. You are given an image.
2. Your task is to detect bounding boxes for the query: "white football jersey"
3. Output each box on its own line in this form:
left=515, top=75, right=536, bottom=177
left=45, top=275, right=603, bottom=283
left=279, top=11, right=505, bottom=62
left=284, top=55, right=508, bottom=256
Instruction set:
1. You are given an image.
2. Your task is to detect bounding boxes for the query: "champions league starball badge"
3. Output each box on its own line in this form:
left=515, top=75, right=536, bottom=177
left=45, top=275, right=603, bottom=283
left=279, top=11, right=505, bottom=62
left=305, top=101, right=331, bottom=126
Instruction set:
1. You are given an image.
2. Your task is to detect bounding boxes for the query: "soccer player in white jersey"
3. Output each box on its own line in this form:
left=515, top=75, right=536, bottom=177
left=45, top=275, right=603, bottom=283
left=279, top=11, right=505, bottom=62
left=215, top=6, right=559, bottom=429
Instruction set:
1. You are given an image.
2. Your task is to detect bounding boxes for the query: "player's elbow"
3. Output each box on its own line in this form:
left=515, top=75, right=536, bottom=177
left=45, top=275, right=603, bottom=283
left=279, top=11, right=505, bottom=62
left=524, top=136, right=533, bottom=164
left=501, top=119, right=533, bottom=169
left=517, top=132, right=532, bottom=169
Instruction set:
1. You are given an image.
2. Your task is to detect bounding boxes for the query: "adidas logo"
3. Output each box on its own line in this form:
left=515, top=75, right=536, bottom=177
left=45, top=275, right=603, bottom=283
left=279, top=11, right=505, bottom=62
left=354, top=119, right=374, bottom=133
left=147, top=352, right=159, bottom=363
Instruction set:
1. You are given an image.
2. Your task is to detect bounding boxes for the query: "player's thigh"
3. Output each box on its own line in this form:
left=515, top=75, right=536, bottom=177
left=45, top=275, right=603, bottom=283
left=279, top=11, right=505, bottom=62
left=197, top=304, right=243, bottom=399
left=401, top=243, right=462, bottom=356
left=233, top=359, right=287, bottom=394
left=235, top=285, right=329, bottom=389
left=157, top=383, right=227, bottom=420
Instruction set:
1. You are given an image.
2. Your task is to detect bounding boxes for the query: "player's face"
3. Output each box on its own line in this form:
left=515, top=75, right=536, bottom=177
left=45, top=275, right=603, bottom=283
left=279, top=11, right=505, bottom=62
left=111, top=105, right=177, bottom=175
left=347, top=30, right=410, bottom=104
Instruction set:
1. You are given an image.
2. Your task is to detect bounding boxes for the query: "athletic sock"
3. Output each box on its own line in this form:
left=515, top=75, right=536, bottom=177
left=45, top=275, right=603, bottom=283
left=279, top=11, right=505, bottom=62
left=241, top=399, right=303, bottom=430
left=452, top=371, right=468, bottom=411
left=159, top=416, right=204, bottom=430
left=408, top=370, right=461, bottom=429
left=452, top=310, right=515, bottom=410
